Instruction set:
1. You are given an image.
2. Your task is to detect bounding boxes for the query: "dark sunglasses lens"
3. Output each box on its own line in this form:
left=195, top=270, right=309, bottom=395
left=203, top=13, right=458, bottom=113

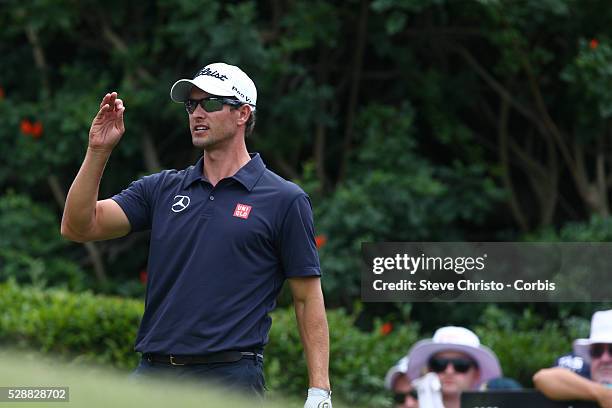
left=453, top=359, right=473, bottom=373
left=590, top=344, right=609, bottom=358
left=429, top=358, right=447, bottom=373
left=203, top=99, right=224, bottom=112
left=184, top=98, right=224, bottom=113
left=393, top=393, right=405, bottom=403
left=393, top=390, right=418, bottom=403
left=429, top=358, right=473, bottom=373
left=184, top=100, right=196, bottom=114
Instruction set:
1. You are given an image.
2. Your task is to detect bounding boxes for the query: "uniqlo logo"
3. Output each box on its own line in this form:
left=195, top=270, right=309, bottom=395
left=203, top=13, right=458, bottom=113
left=233, top=203, right=252, bottom=219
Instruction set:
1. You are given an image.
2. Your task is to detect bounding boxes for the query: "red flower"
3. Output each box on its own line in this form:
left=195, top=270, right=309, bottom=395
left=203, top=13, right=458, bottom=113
left=380, top=322, right=393, bottom=336
left=20, top=119, right=33, bottom=136
left=0, top=87, right=4, bottom=100
left=315, top=234, right=327, bottom=249
left=20, top=119, right=43, bottom=139
left=30, top=121, right=43, bottom=138
left=139, top=270, right=148, bottom=284
left=590, top=39, right=599, bottom=49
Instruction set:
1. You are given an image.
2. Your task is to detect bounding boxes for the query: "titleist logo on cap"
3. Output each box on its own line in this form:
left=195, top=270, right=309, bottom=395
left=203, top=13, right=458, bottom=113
left=196, top=67, right=228, bottom=81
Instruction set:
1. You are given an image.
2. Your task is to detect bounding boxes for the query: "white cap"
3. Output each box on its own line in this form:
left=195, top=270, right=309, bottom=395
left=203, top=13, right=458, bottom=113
left=574, top=309, right=612, bottom=362
left=385, top=356, right=410, bottom=390
left=170, top=62, right=257, bottom=107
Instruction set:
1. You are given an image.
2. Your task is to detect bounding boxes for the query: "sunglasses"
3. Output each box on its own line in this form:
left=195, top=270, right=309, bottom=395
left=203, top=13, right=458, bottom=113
left=590, top=343, right=612, bottom=359
left=428, top=357, right=477, bottom=373
left=184, top=97, right=242, bottom=114
left=393, top=390, right=418, bottom=404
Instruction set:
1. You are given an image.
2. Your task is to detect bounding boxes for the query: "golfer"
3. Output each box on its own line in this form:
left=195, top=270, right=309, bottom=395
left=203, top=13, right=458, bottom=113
left=61, top=62, right=332, bottom=407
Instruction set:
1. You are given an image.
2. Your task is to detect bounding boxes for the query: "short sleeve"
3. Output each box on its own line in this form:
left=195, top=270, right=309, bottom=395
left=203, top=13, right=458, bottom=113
left=111, top=174, right=158, bottom=232
left=278, top=194, right=321, bottom=278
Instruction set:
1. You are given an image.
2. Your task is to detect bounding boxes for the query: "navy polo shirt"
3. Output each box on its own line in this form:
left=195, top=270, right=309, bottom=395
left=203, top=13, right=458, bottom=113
left=111, top=153, right=320, bottom=355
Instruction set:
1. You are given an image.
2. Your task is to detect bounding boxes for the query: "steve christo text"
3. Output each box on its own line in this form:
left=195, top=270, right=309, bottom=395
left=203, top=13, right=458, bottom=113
left=372, top=279, right=556, bottom=292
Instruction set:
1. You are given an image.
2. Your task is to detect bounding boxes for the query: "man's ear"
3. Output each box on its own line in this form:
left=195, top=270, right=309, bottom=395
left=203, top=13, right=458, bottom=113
left=236, top=105, right=252, bottom=126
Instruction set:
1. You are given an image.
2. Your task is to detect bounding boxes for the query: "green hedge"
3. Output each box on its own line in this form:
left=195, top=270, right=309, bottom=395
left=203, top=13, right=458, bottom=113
left=0, top=280, right=142, bottom=368
left=0, top=281, right=418, bottom=406
left=0, top=281, right=591, bottom=407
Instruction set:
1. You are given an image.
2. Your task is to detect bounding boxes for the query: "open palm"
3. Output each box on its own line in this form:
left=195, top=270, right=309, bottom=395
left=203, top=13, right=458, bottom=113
left=89, top=92, right=125, bottom=151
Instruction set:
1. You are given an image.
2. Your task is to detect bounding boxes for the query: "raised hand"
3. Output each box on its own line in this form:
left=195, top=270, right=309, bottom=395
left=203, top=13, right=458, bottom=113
left=89, top=92, right=125, bottom=152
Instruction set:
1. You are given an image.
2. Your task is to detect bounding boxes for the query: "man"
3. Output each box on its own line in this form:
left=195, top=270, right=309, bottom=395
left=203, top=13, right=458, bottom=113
left=405, top=326, right=502, bottom=408
left=385, top=357, right=419, bottom=408
left=534, top=309, right=612, bottom=408
left=61, top=62, right=332, bottom=407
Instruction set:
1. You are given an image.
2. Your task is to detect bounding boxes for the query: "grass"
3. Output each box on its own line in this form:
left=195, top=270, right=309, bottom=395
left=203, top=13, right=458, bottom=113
left=0, top=349, right=306, bottom=408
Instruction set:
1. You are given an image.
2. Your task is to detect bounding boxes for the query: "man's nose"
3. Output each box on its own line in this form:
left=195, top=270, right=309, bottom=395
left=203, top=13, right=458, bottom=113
left=192, top=102, right=208, bottom=117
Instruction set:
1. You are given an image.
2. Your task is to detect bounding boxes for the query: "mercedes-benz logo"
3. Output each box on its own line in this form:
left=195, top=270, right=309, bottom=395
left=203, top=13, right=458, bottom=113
left=171, top=195, right=190, bottom=213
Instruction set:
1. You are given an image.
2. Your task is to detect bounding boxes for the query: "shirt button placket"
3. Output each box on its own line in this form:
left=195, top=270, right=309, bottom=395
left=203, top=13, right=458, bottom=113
left=200, top=184, right=215, bottom=219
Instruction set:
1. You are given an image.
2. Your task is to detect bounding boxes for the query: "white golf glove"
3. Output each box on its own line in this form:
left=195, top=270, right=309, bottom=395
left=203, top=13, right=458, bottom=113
left=412, top=372, right=444, bottom=408
left=304, top=387, right=332, bottom=408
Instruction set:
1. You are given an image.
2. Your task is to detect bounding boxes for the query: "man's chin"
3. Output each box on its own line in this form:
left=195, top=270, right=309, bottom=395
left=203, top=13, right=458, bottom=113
left=192, top=137, right=215, bottom=149
left=192, top=134, right=233, bottom=150
left=594, top=371, right=612, bottom=384
left=441, top=383, right=461, bottom=395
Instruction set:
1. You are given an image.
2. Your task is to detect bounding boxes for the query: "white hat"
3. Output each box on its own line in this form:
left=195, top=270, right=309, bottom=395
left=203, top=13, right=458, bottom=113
left=406, top=326, right=502, bottom=387
left=170, top=62, right=257, bottom=107
left=385, top=356, right=409, bottom=390
left=573, top=309, right=612, bottom=363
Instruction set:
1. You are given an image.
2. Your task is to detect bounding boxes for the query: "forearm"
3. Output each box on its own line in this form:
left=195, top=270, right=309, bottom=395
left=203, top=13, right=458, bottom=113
left=295, top=294, right=330, bottom=390
left=533, top=367, right=606, bottom=401
left=61, top=147, right=112, bottom=238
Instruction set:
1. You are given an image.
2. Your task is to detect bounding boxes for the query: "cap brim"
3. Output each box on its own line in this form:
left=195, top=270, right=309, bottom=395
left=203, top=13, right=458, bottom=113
left=170, top=77, right=234, bottom=102
left=406, top=340, right=502, bottom=387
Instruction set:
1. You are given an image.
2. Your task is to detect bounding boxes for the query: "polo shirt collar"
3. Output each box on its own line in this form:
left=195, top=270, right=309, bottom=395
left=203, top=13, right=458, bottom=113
left=182, top=156, right=205, bottom=189
left=232, top=153, right=266, bottom=191
left=182, top=153, right=266, bottom=192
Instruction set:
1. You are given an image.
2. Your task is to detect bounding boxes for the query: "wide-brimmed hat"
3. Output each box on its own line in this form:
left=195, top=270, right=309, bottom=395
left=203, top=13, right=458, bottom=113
left=385, top=356, right=409, bottom=390
left=573, top=309, right=612, bottom=363
left=170, top=62, right=257, bottom=108
left=406, top=326, right=502, bottom=387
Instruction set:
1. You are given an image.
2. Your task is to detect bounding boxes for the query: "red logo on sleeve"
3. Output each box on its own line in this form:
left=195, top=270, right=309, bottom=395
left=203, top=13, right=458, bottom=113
left=233, top=203, right=252, bottom=219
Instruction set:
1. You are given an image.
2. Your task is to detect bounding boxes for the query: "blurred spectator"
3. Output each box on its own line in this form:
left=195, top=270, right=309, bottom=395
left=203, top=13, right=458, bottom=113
left=406, top=326, right=502, bottom=408
left=534, top=309, right=612, bottom=408
left=385, top=357, right=419, bottom=408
